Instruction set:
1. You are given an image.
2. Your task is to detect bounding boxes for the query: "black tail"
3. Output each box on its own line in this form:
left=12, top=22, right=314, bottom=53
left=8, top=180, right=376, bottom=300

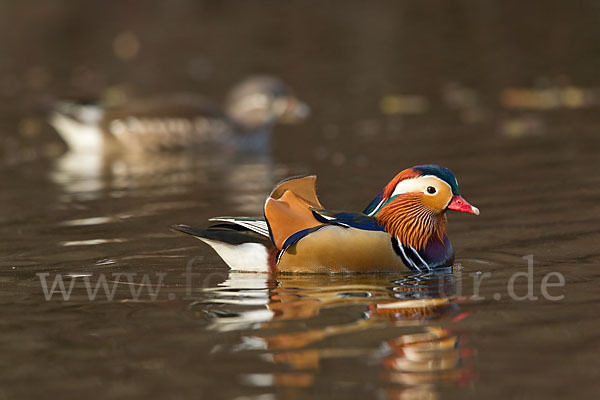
left=171, top=224, right=272, bottom=247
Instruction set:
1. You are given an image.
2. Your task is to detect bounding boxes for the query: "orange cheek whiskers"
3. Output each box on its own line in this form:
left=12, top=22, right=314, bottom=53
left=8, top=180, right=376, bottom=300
left=376, top=194, right=447, bottom=250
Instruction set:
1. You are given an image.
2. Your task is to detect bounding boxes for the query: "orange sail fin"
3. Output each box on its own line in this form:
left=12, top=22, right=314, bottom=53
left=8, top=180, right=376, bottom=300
left=265, top=176, right=323, bottom=249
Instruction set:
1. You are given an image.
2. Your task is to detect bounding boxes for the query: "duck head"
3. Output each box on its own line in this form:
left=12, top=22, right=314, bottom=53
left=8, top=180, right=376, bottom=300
left=224, top=75, right=310, bottom=131
left=366, top=164, right=479, bottom=250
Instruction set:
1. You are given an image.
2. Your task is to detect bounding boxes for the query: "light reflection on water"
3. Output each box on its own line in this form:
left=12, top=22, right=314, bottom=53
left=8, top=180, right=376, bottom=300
left=49, top=148, right=287, bottom=215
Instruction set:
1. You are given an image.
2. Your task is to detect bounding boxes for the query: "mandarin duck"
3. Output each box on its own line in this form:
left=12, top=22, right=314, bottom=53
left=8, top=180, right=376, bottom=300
left=173, top=165, right=479, bottom=273
left=49, top=75, right=309, bottom=154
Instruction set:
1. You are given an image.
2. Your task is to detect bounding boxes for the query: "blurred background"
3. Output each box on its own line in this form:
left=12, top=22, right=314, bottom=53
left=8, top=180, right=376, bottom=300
left=3, top=1, right=600, bottom=167
left=1, top=1, right=599, bottom=400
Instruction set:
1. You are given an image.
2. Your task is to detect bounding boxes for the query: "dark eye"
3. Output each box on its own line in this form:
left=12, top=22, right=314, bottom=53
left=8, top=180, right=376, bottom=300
left=426, top=186, right=436, bottom=194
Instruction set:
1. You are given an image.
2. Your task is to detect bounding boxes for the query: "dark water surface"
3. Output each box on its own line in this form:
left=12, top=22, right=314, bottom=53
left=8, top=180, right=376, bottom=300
left=1, top=2, right=600, bottom=399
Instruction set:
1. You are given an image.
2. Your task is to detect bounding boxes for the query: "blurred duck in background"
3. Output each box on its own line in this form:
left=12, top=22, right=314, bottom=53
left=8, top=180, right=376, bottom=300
left=49, top=75, right=310, bottom=155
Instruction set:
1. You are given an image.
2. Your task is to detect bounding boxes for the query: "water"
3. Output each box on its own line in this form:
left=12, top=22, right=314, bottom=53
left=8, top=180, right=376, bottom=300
left=1, top=2, right=600, bottom=399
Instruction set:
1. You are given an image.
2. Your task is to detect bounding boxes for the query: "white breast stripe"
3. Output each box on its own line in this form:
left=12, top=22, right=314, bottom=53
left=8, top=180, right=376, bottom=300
left=410, top=246, right=431, bottom=271
left=397, top=237, right=421, bottom=272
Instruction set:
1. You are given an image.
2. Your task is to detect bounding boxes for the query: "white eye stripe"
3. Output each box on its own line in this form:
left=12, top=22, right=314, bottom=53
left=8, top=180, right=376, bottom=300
left=390, top=176, right=451, bottom=198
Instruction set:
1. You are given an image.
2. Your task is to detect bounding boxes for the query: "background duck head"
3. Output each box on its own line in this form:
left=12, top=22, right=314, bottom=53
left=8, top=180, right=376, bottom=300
left=224, top=75, right=310, bottom=131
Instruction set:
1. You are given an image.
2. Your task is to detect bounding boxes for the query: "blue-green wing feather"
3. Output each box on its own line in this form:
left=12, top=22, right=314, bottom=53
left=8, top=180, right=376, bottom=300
left=311, top=209, right=385, bottom=231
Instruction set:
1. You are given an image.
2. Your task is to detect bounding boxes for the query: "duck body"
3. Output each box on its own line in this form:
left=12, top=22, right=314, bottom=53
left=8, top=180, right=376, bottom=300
left=174, top=165, right=479, bottom=274
left=276, top=225, right=453, bottom=273
left=50, top=76, right=309, bottom=154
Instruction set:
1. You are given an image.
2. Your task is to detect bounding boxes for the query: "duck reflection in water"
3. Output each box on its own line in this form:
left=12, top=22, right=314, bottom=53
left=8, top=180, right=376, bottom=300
left=192, top=271, right=474, bottom=395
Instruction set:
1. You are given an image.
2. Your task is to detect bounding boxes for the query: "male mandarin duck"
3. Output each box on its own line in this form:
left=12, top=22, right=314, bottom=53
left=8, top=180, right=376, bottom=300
left=173, top=165, right=479, bottom=273
left=49, top=76, right=309, bottom=154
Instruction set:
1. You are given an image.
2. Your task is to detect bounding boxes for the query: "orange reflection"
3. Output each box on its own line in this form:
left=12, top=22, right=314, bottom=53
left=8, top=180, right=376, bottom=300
left=198, top=273, right=475, bottom=394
